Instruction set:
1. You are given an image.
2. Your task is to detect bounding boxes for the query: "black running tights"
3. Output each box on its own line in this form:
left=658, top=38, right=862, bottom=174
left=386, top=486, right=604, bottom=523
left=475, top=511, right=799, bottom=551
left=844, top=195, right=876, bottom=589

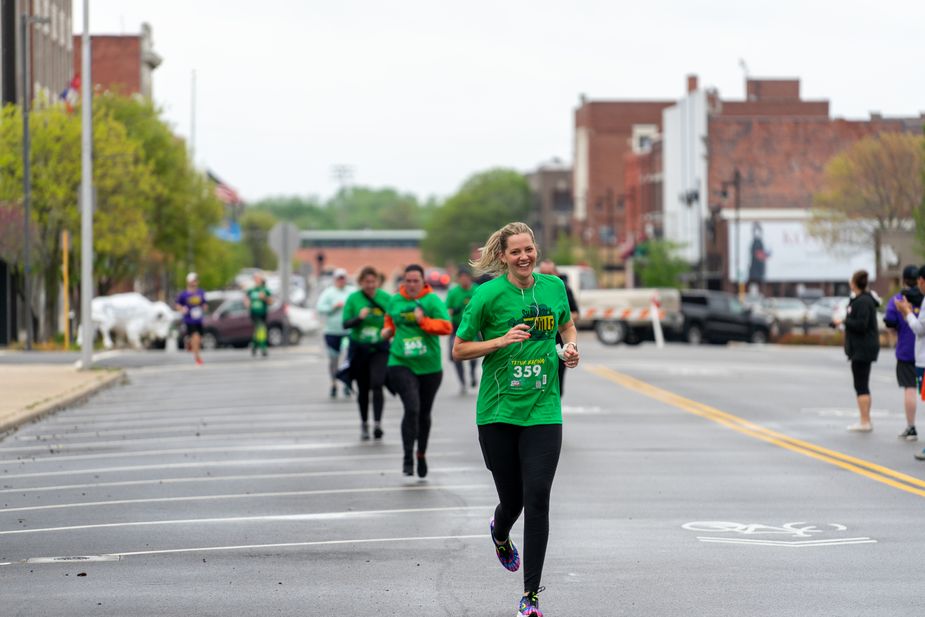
left=388, top=366, right=442, bottom=456
left=478, top=422, right=562, bottom=594
left=352, top=345, right=388, bottom=424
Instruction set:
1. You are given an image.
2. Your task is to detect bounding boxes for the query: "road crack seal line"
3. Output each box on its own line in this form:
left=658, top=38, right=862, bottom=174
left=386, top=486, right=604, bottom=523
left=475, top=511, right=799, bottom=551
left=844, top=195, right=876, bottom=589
left=588, top=365, right=925, bottom=499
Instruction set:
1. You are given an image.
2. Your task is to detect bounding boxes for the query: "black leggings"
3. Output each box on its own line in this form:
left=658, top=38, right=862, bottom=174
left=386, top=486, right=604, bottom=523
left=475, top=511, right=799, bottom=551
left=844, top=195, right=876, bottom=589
left=478, top=423, right=562, bottom=594
left=351, top=344, right=388, bottom=424
left=388, top=366, right=442, bottom=456
left=852, top=360, right=872, bottom=396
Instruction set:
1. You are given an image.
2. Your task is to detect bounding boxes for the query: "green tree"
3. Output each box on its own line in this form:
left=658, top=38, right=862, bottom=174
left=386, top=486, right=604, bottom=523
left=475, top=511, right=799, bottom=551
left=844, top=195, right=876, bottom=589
left=636, top=240, right=690, bottom=288
left=811, top=132, right=925, bottom=272
left=239, top=209, right=278, bottom=270
left=0, top=103, right=157, bottom=337
left=250, top=195, right=332, bottom=230
left=422, top=169, right=531, bottom=266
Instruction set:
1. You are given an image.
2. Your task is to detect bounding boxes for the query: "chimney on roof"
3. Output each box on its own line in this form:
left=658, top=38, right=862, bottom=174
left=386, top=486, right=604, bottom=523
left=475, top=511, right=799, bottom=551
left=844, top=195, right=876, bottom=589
left=870, top=112, right=882, bottom=120
left=687, top=74, right=698, bottom=94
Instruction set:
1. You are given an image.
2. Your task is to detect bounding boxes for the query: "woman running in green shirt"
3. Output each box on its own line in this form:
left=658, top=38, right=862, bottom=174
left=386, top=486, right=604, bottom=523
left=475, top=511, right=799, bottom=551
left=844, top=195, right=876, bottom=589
left=342, top=266, right=392, bottom=441
left=381, top=264, right=452, bottom=478
left=453, top=222, right=579, bottom=617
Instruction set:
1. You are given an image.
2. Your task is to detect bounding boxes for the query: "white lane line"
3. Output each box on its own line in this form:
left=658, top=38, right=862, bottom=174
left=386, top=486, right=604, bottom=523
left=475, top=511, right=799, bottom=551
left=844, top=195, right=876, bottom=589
left=0, top=505, right=492, bottom=535
left=0, top=466, right=481, bottom=494
left=696, top=536, right=877, bottom=547
left=28, top=412, right=354, bottom=434
left=0, top=428, right=369, bottom=453
left=39, top=403, right=345, bottom=424
left=0, top=483, right=491, bottom=514
left=5, top=533, right=484, bottom=566
left=0, top=450, right=465, bottom=480
left=17, top=418, right=358, bottom=441
left=0, top=441, right=353, bottom=465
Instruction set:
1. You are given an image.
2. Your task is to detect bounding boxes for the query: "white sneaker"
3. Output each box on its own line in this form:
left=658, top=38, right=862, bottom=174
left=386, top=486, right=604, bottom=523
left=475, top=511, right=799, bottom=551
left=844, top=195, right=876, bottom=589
left=847, top=423, right=873, bottom=433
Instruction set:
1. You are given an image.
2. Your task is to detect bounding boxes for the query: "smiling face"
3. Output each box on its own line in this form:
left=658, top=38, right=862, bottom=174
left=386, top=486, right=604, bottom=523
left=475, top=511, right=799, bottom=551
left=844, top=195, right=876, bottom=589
left=403, top=269, right=424, bottom=298
left=501, top=233, right=537, bottom=283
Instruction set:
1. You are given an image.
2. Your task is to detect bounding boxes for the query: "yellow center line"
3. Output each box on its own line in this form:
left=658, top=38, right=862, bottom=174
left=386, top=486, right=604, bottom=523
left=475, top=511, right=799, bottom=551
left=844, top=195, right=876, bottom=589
left=588, top=364, right=925, bottom=499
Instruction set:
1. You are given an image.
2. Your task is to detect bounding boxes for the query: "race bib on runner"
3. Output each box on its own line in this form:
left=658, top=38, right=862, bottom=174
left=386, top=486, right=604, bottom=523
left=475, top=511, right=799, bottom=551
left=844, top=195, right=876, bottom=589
left=507, top=357, right=548, bottom=391
left=402, top=336, right=428, bottom=357
left=190, top=307, right=203, bottom=320
left=361, top=326, right=379, bottom=342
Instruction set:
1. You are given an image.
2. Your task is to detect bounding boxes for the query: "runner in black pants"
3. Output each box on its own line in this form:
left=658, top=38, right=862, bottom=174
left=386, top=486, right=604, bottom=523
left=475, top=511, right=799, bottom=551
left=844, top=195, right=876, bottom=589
left=381, top=265, right=452, bottom=477
left=342, top=266, right=391, bottom=440
left=454, top=222, right=579, bottom=617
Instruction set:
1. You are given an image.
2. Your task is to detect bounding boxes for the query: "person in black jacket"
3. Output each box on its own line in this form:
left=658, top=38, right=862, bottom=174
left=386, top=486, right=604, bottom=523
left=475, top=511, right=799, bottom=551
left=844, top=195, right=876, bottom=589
left=841, top=270, right=881, bottom=432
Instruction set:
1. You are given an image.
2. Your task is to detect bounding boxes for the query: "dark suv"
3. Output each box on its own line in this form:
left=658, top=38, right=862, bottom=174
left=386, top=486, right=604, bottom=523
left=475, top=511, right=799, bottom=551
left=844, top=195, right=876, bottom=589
left=680, top=290, right=773, bottom=345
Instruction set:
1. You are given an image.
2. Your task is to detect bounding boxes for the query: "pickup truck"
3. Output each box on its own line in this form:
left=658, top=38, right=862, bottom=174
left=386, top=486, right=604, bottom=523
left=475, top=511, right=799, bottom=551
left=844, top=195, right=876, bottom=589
left=679, top=290, right=774, bottom=345
left=555, top=265, right=684, bottom=345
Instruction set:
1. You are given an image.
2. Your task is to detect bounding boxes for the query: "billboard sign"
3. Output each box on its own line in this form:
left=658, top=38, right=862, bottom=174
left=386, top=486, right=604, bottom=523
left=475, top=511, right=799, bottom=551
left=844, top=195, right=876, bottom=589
left=728, top=220, right=875, bottom=283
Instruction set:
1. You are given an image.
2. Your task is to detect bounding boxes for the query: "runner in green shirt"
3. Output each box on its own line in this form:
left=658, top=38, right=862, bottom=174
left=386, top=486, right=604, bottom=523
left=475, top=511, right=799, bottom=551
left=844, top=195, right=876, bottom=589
left=244, top=273, right=272, bottom=357
left=453, top=222, right=579, bottom=617
left=381, top=264, right=452, bottom=478
left=445, top=268, right=479, bottom=394
left=342, top=266, right=392, bottom=441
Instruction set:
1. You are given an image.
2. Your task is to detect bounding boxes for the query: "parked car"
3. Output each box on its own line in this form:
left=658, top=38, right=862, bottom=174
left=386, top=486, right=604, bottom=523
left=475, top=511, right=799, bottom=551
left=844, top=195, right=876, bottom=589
left=679, top=290, right=774, bottom=345
left=760, top=297, right=811, bottom=333
left=808, top=296, right=845, bottom=327
left=198, top=298, right=299, bottom=349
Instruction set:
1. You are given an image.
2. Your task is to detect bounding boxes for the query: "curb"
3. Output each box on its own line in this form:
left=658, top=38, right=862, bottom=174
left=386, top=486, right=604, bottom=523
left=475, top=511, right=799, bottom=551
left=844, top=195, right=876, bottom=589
left=0, top=370, right=127, bottom=436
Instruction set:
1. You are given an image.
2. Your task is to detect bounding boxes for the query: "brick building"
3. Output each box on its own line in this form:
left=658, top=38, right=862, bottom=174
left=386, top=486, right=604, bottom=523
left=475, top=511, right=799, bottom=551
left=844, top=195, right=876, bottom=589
left=72, top=23, right=161, bottom=98
left=296, top=230, right=430, bottom=287
left=525, top=158, right=573, bottom=254
left=572, top=96, right=674, bottom=252
left=0, top=0, right=73, bottom=346
left=616, top=74, right=924, bottom=292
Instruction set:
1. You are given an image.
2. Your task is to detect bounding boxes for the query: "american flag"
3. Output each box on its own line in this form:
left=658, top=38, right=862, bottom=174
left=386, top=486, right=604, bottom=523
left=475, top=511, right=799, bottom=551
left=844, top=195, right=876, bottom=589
left=207, top=171, right=243, bottom=205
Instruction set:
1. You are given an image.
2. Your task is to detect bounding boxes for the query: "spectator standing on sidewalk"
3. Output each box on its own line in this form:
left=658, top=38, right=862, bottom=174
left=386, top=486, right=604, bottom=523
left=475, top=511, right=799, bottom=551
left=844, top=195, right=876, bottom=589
left=883, top=265, right=922, bottom=441
left=840, top=270, right=880, bottom=433
left=445, top=268, right=479, bottom=394
left=175, top=273, right=207, bottom=366
left=893, top=266, right=925, bottom=460
left=317, top=268, right=357, bottom=399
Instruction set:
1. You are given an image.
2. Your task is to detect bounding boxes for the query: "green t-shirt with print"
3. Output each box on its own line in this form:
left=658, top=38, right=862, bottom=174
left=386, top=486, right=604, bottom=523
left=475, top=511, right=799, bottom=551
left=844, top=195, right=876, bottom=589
left=445, top=283, right=479, bottom=329
left=456, top=273, right=571, bottom=426
left=386, top=291, right=449, bottom=375
left=247, top=285, right=271, bottom=317
left=343, top=289, right=391, bottom=344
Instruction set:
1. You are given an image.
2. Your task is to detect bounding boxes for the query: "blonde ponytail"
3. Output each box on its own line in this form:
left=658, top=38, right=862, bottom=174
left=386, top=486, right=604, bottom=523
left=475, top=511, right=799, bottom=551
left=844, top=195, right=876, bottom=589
left=469, top=222, right=537, bottom=276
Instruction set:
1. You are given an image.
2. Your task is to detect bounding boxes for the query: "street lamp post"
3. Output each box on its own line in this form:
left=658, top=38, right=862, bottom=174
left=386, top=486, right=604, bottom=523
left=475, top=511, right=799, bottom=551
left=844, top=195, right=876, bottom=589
left=79, top=0, right=94, bottom=370
left=19, top=12, right=51, bottom=350
left=720, top=168, right=743, bottom=299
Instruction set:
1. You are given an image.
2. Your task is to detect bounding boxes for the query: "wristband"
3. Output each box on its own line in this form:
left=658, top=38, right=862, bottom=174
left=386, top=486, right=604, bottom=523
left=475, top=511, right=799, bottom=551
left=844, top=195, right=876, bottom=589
left=556, top=342, right=577, bottom=360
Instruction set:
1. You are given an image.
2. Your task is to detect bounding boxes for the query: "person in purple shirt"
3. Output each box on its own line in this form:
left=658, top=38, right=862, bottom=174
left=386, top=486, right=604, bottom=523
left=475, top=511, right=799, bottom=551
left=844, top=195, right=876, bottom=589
left=883, top=264, right=922, bottom=441
left=175, top=272, right=208, bottom=366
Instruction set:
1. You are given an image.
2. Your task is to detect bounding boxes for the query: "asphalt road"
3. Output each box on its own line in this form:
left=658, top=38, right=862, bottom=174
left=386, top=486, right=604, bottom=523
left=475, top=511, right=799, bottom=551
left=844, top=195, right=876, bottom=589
left=1, top=337, right=923, bottom=616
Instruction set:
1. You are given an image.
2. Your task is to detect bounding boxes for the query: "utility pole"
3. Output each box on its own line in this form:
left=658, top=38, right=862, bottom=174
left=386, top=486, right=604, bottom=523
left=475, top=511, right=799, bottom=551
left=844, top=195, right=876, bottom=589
left=20, top=11, right=51, bottom=350
left=80, top=0, right=94, bottom=370
left=733, top=168, right=743, bottom=299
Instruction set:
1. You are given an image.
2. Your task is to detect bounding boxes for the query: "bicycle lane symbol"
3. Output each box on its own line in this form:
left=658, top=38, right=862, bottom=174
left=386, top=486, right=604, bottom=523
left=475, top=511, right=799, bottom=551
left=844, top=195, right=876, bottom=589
left=681, top=521, right=877, bottom=547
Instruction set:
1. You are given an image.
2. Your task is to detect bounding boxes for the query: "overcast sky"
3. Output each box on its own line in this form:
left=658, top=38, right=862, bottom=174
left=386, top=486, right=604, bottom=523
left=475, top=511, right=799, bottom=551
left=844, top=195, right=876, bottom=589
left=74, top=0, right=924, bottom=204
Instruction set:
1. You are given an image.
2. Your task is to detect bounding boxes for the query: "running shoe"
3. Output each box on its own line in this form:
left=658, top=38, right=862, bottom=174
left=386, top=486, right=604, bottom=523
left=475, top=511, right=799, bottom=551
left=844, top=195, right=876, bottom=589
left=330, top=385, right=337, bottom=399
left=361, top=424, right=370, bottom=441
left=373, top=424, right=384, bottom=440
left=489, top=517, right=520, bottom=572
left=195, top=357, right=204, bottom=366
left=915, top=449, right=925, bottom=461
left=847, top=423, right=873, bottom=433
left=416, top=452, right=428, bottom=478
left=517, top=588, right=544, bottom=617
left=898, top=426, right=918, bottom=441
left=402, top=453, right=414, bottom=476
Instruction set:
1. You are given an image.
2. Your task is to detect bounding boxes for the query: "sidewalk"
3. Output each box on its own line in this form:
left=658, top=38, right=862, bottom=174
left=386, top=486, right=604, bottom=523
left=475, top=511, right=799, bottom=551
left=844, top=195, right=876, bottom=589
left=0, top=363, right=123, bottom=433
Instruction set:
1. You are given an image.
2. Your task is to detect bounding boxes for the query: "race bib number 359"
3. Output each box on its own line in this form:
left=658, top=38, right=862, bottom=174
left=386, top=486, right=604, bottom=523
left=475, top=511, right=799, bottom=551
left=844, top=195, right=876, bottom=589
left=508, top=358, right=548, bottom=391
